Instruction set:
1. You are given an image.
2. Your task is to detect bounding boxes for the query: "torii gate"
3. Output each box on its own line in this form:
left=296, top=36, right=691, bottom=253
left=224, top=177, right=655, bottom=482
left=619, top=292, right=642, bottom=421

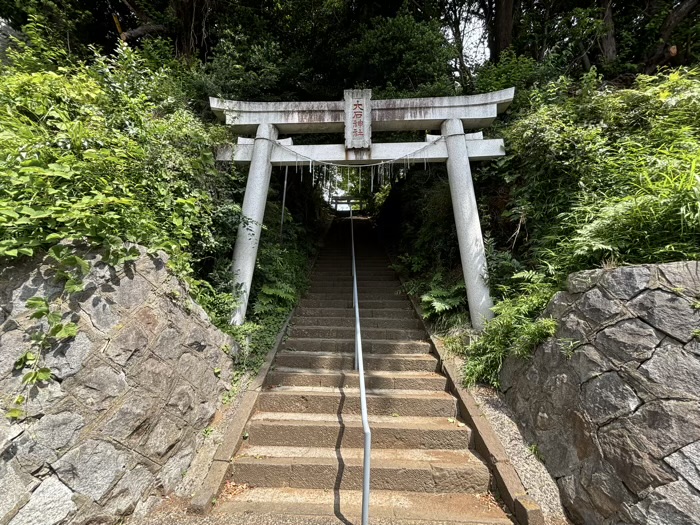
left=210, top=88, right=514, bottom=330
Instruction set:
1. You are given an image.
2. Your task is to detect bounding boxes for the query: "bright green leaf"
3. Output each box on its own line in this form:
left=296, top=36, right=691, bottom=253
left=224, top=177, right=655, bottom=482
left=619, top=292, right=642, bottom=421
left=36, top=368, right=53, bottom=382
left=5, top=408, right=24, bottom=420
left=55, top=323, right=79, bottom=340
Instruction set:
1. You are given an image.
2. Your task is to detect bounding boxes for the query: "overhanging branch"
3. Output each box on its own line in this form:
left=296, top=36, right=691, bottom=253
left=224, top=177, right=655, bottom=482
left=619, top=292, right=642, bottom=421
left=120, top=24, right=168, bottom=41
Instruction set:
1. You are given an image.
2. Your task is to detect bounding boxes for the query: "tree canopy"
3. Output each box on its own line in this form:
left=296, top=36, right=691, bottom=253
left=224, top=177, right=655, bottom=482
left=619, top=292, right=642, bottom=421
left=2, top=0, right=698, bottom=100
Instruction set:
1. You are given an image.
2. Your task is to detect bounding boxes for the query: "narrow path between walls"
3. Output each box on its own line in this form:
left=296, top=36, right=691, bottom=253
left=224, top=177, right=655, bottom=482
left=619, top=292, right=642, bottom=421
left=134, top=218, right=515, bottom=524
left=217, top=218, right=512, bottom=523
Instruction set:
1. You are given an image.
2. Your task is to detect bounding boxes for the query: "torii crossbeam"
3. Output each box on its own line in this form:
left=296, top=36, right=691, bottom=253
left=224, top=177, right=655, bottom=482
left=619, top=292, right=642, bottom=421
left=210, top=87, right=515, bottom=329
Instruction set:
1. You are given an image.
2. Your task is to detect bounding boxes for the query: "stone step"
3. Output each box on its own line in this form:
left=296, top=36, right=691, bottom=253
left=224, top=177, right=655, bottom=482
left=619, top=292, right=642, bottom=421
left=312, top=265, right=395, bottom=272
left=314, top=258, right=389, bottom=264
left=256, top=386, right=455, bottom=417
left=311, top=274, right=401, bottom=289
left=246, top=412, right=469, bottom=449
left=303, top=291, right=404, bottom=301
left=281, top=338, right=431, bottom=354
left=309, top=282, right=402, bottom=292
left=299, top=298, right=411, bottom=309
left=231, top=446, right=489, bottom=493
left=288, top=325, right=426, bottom=341
left=313, top=264, right=392, bottom=270
left=312, top=269, right=393, bottom=276
left=214, top=488, right=513, bottom=524
left=295, top=307, right=415, bottom=319
left=311, top=274, right=401, bottom=288
left=316, top=263, right=392, bottom=267
left=311, top=273, right=398, bottom=281
left=274, top=350, right=437, bottom=370
left=265, top=368, right=447, bottom=390
left=292, top=316, right=423, bottom=329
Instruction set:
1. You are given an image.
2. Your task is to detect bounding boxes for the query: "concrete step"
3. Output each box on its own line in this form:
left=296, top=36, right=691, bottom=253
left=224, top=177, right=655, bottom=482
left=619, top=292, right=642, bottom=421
left=311, top=273, right=398, bottom=281
left=313, top=264, right=392, bottom=270
left=312, top=265, right=395, bottom=271
left=311, top=278, right=395, bottom=284
left=303, top=292, right=404, bottom=301
left=281, top=338, right=431, bottom=354
left=299, top=299, right=411, bottom=309
left=309, top=282, right=402, bottom=292
left=256, top=386, right=455, bottom=417
left=311, top=274, right=401, bottom=288
left=313, top=263, right=393, bottom=269
left=274, top=350, right=437, bottom=370
left=215, top=488, right=513, bottom=524
left=288, top=326, right=426, bottom=341
left=292, top=316, right=423, bottom=329
left=246, top=412, right=469, bottom=449
left=265, top=368, right=447, bottom=390
left=295, top=307, right=415, bottom=319
left=314, top=262, right=392, bottom=267
left=231, top=446, right=489, bottom=493
left=314, top=258, right=390, bottom=264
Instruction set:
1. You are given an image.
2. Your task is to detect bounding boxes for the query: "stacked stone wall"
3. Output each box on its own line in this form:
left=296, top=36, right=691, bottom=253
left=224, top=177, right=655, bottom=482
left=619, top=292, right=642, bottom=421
left=501, top=261, right=700, bottom=524
left=0, top=248, right=234, bottom=525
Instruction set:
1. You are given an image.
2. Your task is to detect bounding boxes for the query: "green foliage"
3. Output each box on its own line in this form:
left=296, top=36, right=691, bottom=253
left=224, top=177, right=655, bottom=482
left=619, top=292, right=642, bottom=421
left=502, top=69, right=700, bottom=273
left=528, top=443, right=544, bottom=462
left=0, top=24, right=324, bottom=419
left=462, top=273, right=558, bottom=387
left=203, top=29, right=287, bottom=101
left=0, top=38, right=229, bottom=272
left=345, top=13, right=456, bottom=97
left=7, top=295, right=79, bottom=420
left=467, top=69, right=700, bottom=386
left=420, top=276, right=467, bottom=320
left=24, top=296, right=78, bottom=351
left=379, top=69, right=700, bottom=387
left=474, top=51, right=547, bottom=108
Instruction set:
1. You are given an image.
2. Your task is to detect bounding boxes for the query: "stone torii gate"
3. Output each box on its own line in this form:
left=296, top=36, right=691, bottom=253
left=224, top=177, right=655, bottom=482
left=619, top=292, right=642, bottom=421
left=210, top=87, right=514, bottom=329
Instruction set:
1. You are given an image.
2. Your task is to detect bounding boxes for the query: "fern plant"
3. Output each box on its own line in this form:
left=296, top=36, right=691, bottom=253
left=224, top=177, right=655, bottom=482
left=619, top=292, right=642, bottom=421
left=420, top=275, right=467, bottom=320
left=253, top=282, right=296, bottom=315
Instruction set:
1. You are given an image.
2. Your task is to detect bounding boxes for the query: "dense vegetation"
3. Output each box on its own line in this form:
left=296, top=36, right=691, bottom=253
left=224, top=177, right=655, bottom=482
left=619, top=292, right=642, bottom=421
left=0, top=26, right=325, bottom=412
left=383, top=64, right=700, bottom=386
left=1, top=0, right=699, bottom=400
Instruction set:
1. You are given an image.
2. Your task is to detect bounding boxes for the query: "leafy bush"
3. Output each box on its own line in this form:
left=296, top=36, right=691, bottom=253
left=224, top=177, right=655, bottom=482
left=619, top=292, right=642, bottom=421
left=0, top=23, right=322, bottom=344
left=462, top=272, right=557, bottom=387
left=0, top=39, right=230, bottom=272
left=0, top=26, right=326, bottom=416
left=504, top=69, right=700, bottom=273
left=465, top=69, right=700, bottom=386
left=378, top=68, right=700, bottom=387
left=344, top=13, right=456, bottom=97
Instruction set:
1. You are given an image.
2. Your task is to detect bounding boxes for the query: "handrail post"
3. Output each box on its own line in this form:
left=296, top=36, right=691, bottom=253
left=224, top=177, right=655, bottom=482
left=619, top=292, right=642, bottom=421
left=349, top=205, right=371, bottom=525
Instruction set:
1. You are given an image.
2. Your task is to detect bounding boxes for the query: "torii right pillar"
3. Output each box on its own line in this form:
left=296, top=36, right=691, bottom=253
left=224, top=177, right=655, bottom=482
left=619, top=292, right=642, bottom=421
left=442, top=118, right=493, bottom=330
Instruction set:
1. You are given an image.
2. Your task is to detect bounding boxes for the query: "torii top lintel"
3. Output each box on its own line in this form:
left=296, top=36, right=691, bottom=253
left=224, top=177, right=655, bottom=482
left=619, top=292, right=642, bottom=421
left=209, top=88, right=515, bottom=137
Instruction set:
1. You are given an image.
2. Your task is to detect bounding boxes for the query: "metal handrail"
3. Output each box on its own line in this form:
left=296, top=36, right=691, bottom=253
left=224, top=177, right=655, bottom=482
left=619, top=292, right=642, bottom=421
left=349, top=207, right=371, bottom=525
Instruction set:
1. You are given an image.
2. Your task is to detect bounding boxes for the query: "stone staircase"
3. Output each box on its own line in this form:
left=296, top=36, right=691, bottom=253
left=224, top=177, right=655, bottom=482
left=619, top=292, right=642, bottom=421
left=218, top=218, right=513, bottom=524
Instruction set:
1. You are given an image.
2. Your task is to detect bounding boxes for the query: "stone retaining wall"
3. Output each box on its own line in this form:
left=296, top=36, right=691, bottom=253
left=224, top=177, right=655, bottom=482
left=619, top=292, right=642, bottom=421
left=501, top=261, right=700, bottom=524
left=0, top=247, right=234, bottom=525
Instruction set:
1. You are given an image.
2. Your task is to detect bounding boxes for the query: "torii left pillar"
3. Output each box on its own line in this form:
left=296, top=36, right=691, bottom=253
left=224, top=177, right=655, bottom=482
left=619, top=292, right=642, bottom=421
left=230, top=123, right=277, bottom=325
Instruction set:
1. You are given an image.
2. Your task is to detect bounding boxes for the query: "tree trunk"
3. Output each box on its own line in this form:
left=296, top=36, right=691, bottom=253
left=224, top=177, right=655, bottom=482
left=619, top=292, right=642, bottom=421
left=644, top=0, right=700, bottom=73
left=599, top=0, right=617, bottom=62
left=578, top=42, right=592, bottom=72
left=492, top=0, right=514, bottom=62
left=477, top=0, right=497, bottom=61
left=443, top=1, right=474, bottom=91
